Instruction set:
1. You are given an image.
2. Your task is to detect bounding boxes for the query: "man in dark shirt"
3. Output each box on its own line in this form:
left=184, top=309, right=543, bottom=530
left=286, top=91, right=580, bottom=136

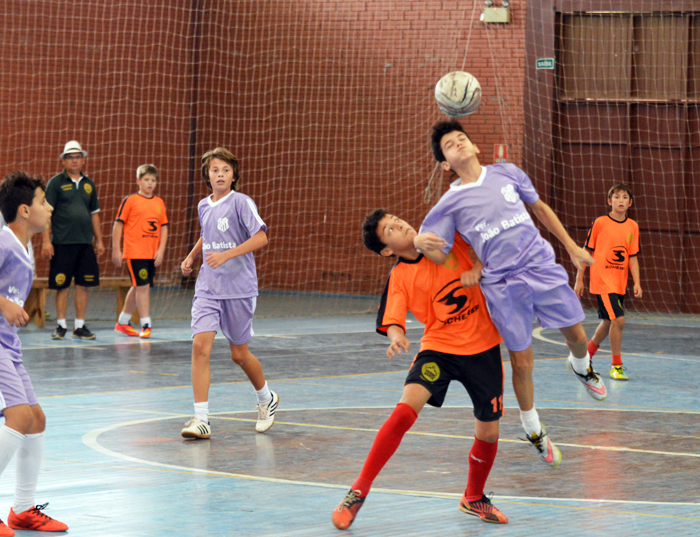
left=41, top=141, right=105, bottom=340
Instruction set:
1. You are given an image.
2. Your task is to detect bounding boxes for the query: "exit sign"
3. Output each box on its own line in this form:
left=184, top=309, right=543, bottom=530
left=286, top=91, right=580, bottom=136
left=536, top=58, right=555, bottom=70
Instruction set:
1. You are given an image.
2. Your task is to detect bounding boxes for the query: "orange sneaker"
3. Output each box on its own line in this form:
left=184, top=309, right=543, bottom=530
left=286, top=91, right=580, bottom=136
left=0, top=518, right=14, bottom=537
left=114, top=321, right=139, bottom=337
left=459, top=494, right=508, bottom=524
left=8, top=504, right=68, bottom=532
left=139, top=324, right=151, bottom=338
left=331, top=489, right=366, bottom=530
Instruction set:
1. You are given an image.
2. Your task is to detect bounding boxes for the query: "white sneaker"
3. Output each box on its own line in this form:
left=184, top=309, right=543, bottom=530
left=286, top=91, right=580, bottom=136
left=181, top=417, right=211, bottom=439
left=525, top=423, right=561, bottom=468
left=255, top=391, right=279, bottom=433
left=566, top=356, right=608, bottom=401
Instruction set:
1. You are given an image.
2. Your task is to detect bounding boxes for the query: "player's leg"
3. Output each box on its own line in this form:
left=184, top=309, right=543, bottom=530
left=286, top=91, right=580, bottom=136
left=589, top=320, right=611, bottom=357
left=332, top=382, right=428, bottom=530
left=135, top=284, right=151, bottom=337
left=181, top=330, right=216, bottom=439
left=560, top=323, right=607, bottom=400
left=115, top=286, right=139, bottom=337
left=48, top=244, right=75, bottom=340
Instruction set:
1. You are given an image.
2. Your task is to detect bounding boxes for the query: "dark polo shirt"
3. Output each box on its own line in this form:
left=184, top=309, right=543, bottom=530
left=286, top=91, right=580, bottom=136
left=45, top=171, right=100, bottom=245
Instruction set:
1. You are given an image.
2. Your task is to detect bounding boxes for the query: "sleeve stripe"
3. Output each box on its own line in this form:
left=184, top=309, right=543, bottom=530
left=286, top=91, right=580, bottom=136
left=245, top=198, right=266, bottom=228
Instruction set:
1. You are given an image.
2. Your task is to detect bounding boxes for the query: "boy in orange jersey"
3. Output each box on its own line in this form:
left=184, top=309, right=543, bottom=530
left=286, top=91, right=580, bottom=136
left=575, top=184, right=641, bottom=381
left=332, top=209, right=507, bottom=531
left=112, top=164, right=169, bottom=338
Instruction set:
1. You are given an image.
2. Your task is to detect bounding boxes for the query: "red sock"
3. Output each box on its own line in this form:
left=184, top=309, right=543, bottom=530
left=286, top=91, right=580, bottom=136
left=465, top=436, right=498, bottom=502
left=351, top=403, right=417, bottom=497
left=588, top=340, right=600, bottom=358
left=612, top=354, right=623, bottom=366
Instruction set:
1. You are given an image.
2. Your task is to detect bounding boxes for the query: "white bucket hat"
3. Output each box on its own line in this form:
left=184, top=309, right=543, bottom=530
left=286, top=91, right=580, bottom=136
left=60, top=140, right=88, bottom=159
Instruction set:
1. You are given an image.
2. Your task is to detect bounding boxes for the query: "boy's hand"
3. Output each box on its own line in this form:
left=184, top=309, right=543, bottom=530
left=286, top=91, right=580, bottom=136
left=460, top=266, right=482, bottom=288
left=414, top=232, right=446, bottom=252
left=574, top=279, right=584, bottom=297
left=386, top=334, right=410, bottom=359
left=112, top=250, right=122, bottom=267
left=0, top=300, right=29, bottom=327
left=181, top=257, right=194, bottom=276
left=205, top=251, right=230, bottom=269
left=95, top=239, right=105, bottom=256
left=568, top=246, right=594, bottom=270
left=633, top=284, right=643, bottom=298
left=154, top=251, right=164, bottom=267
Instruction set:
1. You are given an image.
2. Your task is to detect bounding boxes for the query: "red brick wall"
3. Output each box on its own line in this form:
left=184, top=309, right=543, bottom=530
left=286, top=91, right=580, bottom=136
left=0, top=0, right=527, bottom=297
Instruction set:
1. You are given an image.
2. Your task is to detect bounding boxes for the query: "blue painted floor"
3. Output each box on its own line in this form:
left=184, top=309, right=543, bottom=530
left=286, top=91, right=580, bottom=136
left=5, top=313, right=700, bottom=536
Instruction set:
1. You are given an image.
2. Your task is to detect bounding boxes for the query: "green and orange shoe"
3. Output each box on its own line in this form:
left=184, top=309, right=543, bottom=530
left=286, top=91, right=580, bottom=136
left=459, top=494, right=509, bottom=524
left=115, top=321, right=139, bottom=337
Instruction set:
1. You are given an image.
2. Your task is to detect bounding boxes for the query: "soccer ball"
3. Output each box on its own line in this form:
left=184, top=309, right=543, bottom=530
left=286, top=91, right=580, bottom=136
left=434, top=71, right=481, bottom=117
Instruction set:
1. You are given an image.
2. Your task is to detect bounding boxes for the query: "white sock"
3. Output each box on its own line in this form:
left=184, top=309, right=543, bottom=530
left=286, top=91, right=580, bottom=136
left=255, top=381, right=272, bottom=405
left=57, top=319, right=67, bottom=329
left=14, top=431, right=45, bottom=514
left=74, top=319, right=85, bottom=329
left=520, top=407, right=541, bottom=437
left=140, top=317, right=151, bottom=328
left=118, top=312, right=132, bottom=325
left=194, top=402, right=209, bottom=422
left=0, top=425, right=25, bottom=476
left=569, top=351, right=591, bottom=375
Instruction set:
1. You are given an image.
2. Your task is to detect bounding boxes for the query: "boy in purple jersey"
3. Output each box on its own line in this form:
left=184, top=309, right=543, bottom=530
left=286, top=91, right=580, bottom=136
left=0, top=171, right=68, bottom=534
left=180, top=148, right=278, bottom=439
left=417, top=120, right=606, bottom=467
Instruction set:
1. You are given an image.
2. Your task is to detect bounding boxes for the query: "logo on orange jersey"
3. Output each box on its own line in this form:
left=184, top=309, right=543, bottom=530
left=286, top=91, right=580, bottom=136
left=605, top=246, right=627, bottom=266
left=141, top=219, right=159, bottom=234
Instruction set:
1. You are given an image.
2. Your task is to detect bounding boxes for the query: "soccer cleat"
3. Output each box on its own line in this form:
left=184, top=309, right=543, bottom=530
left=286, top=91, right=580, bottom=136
left=7, top=503, right=68, bottom=532
left=181, top=417, right=211, bottom=439
left=566, top=356, right=607, bottom=401
left=331, top=489, right=366, bottom=530
left=459, top=494, right=509, bottom=524
left=72, top=326, right=96, bottom=340
left=114, top=321, right=139, bottom=337
left=255, top=391, right=279, bottom=433
left=610, top=365, right=629, bottom=381
left=0, top=518, right=14, bottom=537
left=139, top=324, right=151, bottom=338
left=51, top=325, right=67, bottom=340
left=525, top=423, right=561, bottom=468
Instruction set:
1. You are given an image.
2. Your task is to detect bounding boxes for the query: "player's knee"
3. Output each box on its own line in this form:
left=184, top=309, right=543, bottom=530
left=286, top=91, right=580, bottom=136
left=612, top=317, right=625, bottom=329
left=230, top=348, right=249, bottom=366
left=30, top=406, right=46, bottom=432
left=4, top=406, right=35, bottom=434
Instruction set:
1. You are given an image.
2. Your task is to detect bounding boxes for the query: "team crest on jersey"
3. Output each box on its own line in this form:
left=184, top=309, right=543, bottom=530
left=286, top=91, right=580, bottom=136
left=84, top=183, right=93, bottom=194
left=55, top=273, right=66, bottom=286
left=501, top=184, right=518, bottom=203
left=139, top=268, right=148, bottom=280
left=217, top=217, right=229, bottom=232
left=420, top=362, right=440, bottom=383
left=442, top=250, right=459, bottom=270
left=626, top=232, right=633, bottom=245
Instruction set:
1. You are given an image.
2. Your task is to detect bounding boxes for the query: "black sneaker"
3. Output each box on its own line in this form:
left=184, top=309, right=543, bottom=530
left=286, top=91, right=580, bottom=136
left=72, top=326, right=96, bottom=340
left=51, top=325, right=67, bottom=340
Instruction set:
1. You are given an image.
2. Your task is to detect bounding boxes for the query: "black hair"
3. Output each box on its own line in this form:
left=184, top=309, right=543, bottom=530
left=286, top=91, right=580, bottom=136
left=430, top=119, right=469, bottom=162
left=362, top=208, right=388, bottom=255
left=608, top=183, right=634, bottom=201
left=0, top=171, right=45, bottom=224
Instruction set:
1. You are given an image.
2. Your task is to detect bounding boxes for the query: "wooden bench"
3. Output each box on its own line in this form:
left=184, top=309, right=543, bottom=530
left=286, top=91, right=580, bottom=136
left=24, top=277, right=137, bottom=328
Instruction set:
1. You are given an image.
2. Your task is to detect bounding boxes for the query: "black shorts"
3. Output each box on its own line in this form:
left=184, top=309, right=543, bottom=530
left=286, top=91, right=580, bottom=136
left=48, top=244, right=100, bottom=289
left=596, top=293, right=625, bottom=320
left=126, top=259, right=156, bottom=287
left=404, top=345, right=504, bottom=422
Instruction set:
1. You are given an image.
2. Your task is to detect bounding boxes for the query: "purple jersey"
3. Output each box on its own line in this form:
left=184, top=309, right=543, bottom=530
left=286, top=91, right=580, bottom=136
left=420, top=164, right=556, bottom=284
left=195, top=191, right=267, bottom=299
left=0, top=227, right=33, bottom=360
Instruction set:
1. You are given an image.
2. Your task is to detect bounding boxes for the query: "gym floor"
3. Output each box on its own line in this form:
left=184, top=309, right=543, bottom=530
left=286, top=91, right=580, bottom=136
left=8, top=311, right=700, bottom=536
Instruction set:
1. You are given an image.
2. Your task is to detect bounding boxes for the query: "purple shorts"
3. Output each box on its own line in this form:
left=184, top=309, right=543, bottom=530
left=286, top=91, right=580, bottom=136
left=191, top=296, right=256, bottom=346
left=0, top=350, right=38, bottom=414
left=481, top=264, right=585, bottom=352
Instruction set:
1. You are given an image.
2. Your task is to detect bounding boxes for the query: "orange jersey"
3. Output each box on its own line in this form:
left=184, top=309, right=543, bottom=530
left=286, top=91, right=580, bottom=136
left=584, top=215, right=639, bottom=295
left=376, top=234, right=502, bottom=355
left=115, top=193, right=169, bottom=259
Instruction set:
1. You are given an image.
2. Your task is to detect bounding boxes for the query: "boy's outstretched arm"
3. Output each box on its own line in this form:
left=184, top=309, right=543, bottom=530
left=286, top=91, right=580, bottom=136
left=527, top=199, right=594, bottom=270
left=386, top=325, right=410, bottom=359
left=414, top=232, right=448, bottom=265
left=205, top=229, right=268, bottom=269
left=181, top=237, right=203, bottom=276
left=629, top=256, right=642, bottom=297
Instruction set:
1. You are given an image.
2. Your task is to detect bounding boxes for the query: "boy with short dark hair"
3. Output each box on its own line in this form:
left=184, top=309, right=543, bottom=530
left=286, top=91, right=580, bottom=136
left=332, top=209, right=507, bottom=530
left=417, top=119, right=606, bottom=468
left=575, top=184, right=641, bottom=381
left=112, top=164, right=169, bottom=338
left=0, top=171, right=68, bottom=535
